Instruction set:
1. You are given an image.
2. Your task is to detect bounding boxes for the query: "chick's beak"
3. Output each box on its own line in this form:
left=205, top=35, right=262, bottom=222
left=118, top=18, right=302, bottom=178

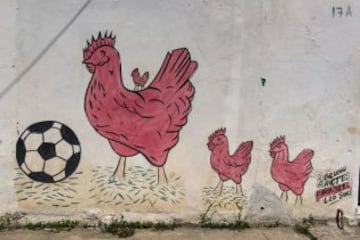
left=269, top=150, right=275, bottom=158
left=207, top=142, right=214, bottom=151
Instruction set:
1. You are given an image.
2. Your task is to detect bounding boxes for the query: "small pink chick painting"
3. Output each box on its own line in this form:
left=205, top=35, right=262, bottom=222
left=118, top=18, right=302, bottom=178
left=207, top=128, right=253, bottom=195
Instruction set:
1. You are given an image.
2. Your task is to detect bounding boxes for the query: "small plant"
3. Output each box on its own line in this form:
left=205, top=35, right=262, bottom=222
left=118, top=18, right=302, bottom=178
left=200, top=216, right=250, bottom=230
left=294, top=216, right=317, bottom=240
left=199, top=203, right=214, bottom=226
left=0, top=215, right=11, bottom=231
left=102, top=220, right=135, bottom=238
left=25, top=220, right=78, bottom=232
left=264, top=221, right=280, bottom=228
left=199, top=203, right=250, bottom=230
left=0, top=212, right=27, bottom=231
left=101, top=216, right=182, bottom=238
left=150, top=221, right=182, bottom=231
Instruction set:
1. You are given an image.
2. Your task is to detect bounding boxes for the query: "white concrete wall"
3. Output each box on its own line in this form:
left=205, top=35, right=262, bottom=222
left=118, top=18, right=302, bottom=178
left=0, top=0, right=359, bottom=223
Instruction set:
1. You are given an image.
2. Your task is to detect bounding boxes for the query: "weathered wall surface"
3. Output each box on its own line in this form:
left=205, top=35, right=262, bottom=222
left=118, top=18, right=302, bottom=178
left=0, top=0, right=359, bottom=224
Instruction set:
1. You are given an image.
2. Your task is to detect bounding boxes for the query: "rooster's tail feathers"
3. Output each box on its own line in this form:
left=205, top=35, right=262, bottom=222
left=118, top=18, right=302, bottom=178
left=295, top=149, right=314, bottom=175
left=234, top=141, right=254, bottom=161
left=148, top=48, right=197, bottom=132
left=152, top=48, right=198, bottom=91
left=169, top=48, right=198, bottom=84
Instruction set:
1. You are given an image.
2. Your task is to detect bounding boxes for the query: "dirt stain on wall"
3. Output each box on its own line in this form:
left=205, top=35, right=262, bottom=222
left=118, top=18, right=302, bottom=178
left=347, top=127, right=360, bottom=135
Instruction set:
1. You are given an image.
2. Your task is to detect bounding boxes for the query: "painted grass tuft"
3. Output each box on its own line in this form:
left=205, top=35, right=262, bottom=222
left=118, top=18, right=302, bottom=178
left=14, top=168, right=82, bottom=208
left=89, top=166, right=185, bottom=207
left=14, top=165, right=184, bottom=208
left=202, top=186, right=247, bottom=210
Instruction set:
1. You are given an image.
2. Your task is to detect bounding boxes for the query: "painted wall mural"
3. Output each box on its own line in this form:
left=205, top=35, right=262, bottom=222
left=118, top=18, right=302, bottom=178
left=14, top=168, right=83, bottom=208
left=15, top=121, right=82, bottom=208
left=16, top=121, right=81, bottom=183
left=316, top=166, right=352, bottom=205
left=5, top=0, right=359, bottom=220
left=131, top=68, right=149, bottom=91
left=83, top=32, right=198, bottom=186
left=88, top=166, right=184, bottom=207
left=11, top=33, right=328, bottom=212
left=269, top=136, right=314, bottom=204
left=14, top=120, right=185, bottom=209
left=207, top=128, right=253, bottom=195
left=202, top=128, right=253, bottom=211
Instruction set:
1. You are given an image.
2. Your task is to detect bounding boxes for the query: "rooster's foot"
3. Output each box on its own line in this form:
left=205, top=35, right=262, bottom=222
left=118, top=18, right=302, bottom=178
left=108, top=175, right=125, bottom=184
left=108, top=175, right=118, bottom=184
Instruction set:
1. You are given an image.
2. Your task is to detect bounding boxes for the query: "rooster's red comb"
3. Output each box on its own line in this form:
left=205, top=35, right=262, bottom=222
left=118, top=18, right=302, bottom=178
left=208, top=128, right=226, bottom=142
left=270, top=135, right=286, bottom=149
left=83, top=31, right=116, bottom=60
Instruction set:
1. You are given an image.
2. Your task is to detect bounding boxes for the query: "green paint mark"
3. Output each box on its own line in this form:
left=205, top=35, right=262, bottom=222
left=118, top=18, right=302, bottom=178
left=261, top=78, right=266, bottom=86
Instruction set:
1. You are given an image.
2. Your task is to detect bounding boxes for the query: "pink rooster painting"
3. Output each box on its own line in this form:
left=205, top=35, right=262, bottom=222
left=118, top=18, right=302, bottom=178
left=269, top=136, right=314, bottom=204
left=207, top=128, right=253, bottom=195
left=83, top=32, right=198, bottom=184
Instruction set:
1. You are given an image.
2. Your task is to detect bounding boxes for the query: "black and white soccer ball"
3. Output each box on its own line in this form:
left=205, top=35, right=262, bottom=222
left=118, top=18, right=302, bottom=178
left=16, top=121, right=81, bottom=183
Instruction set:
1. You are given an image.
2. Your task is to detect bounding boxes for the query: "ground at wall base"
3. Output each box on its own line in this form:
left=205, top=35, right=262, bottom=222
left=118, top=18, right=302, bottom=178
left=0, top=224, right=360, bottom=240
left=0, top=214, right=360, bottom=240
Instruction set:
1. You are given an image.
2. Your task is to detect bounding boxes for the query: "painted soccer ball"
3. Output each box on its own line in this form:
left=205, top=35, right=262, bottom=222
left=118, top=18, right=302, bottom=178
left=16, top=121, right=81, bottom=183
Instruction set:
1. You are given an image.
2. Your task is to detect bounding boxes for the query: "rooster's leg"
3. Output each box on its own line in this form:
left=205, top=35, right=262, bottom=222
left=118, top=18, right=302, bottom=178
left=158, top=167, right=168, bottom=185
left=109, top=157, right=126, bottom=183
left=235, top=184, right=243, bottom=196
left=214, top=180, right=224, bottom=195
left=295, top=196, right=303, bottom=205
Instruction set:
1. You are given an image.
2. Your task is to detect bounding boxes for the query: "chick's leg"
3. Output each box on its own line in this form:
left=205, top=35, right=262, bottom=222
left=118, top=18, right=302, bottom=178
left=109, top=157, right=126, bottom=183
left=158, top=167, right=168, bottom=185
left=280, top=191, right=289, bottom=202
left=236, top=184, right=243, bottom=196
left=295, top=195, right=303, bottom=205
left=214, top=180, right=224, bottom=195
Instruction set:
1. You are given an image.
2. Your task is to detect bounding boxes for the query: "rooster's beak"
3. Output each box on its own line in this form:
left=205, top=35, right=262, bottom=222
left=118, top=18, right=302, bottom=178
left=83, top=60, right=95, bottom=73
left=83, top=55, right=95, bottom=64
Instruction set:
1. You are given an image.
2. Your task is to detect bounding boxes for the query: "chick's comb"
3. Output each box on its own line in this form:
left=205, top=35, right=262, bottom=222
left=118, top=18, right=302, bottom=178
left=208, top=128, right=226, bottom=142
left=270, top=135, right=286, bottom=149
